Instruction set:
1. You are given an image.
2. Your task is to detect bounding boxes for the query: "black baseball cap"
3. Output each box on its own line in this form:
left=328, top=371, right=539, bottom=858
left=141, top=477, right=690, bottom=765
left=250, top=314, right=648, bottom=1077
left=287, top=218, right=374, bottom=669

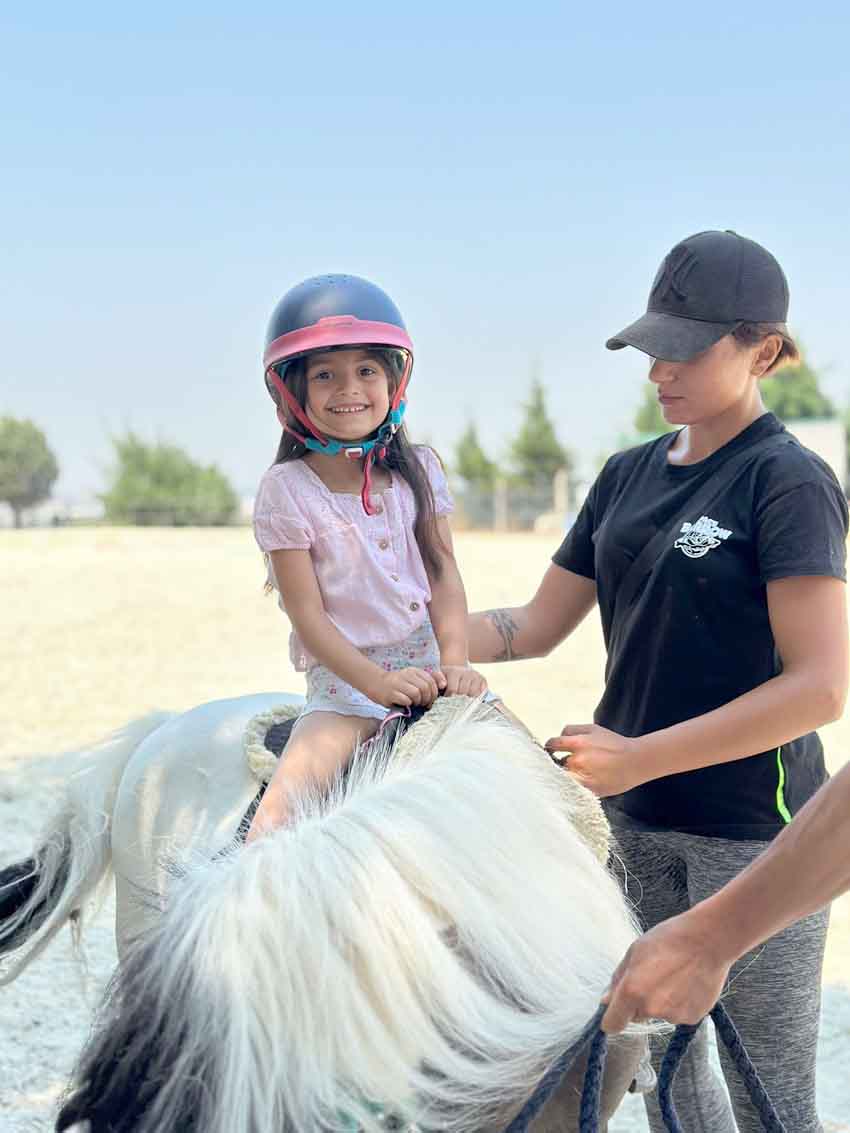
left=606, top=230, right=790, bottom=362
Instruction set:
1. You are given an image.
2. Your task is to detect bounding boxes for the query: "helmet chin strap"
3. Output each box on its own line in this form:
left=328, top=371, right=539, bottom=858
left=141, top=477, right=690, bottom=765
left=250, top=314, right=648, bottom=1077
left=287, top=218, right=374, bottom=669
left=359, top=442, right=386, bottom=517
left=297, top=405, right=406, bottom=459
left=265, top=355, right=411, bottom=514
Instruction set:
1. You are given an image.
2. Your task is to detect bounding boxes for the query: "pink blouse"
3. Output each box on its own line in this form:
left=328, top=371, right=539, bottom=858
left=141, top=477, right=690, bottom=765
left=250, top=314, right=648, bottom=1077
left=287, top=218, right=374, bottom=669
left=253, top=447, right=453, bottom=671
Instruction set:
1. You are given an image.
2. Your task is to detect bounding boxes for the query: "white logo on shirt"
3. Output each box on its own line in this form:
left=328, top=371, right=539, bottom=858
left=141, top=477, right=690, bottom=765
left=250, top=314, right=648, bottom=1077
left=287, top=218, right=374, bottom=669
left=674, top=515, right=732, bottom=559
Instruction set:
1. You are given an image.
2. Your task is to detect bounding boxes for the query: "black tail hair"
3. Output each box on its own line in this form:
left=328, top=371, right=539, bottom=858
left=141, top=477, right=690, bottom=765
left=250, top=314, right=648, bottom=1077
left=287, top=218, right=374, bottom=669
left=0, top=847, right=71, bottom=957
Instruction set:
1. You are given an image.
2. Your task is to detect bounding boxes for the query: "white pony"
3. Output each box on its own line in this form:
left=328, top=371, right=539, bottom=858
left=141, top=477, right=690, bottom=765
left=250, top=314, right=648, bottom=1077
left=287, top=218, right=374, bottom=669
left=0, top=693, right=647, bottom=1132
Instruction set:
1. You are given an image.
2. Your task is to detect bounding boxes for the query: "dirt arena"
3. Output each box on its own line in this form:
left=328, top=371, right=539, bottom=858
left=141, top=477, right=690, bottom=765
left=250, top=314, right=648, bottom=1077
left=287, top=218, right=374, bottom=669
left=1, top=528, right=848, bottom=1130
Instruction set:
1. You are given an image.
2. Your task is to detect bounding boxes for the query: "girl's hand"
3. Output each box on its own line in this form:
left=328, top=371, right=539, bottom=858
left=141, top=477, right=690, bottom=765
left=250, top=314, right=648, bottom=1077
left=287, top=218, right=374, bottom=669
left=438, top=664, right=488, bottom=698
left=371, top=667, right=444, bottom=709
left=544, top=724, right=645, bottom=797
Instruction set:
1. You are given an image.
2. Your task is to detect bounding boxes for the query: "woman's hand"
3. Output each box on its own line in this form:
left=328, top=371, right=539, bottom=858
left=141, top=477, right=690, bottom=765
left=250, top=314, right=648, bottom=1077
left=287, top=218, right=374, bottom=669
left=439, top=664, right=488, bottom=698
left=544, top=724, right=645, bottom=797
left=370, top=667, right=444, bottom=709
left=601, top=910, right=732, bottom=1031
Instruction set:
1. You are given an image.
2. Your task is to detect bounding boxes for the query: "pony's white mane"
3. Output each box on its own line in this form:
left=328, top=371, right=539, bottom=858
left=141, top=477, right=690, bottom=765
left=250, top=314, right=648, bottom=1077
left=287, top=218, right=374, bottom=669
left=109, top=699, right=640, bottom=1132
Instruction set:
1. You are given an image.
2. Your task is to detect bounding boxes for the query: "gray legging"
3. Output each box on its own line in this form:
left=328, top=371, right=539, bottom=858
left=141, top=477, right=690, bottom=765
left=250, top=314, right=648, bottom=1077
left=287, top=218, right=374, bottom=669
left=610, top=820, right=829, bottom=1133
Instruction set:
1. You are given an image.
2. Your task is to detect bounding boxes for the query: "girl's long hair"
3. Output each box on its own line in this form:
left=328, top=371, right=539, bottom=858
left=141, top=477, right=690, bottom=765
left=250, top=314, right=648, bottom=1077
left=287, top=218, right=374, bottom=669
left=270, top=349, right=447, bottom=578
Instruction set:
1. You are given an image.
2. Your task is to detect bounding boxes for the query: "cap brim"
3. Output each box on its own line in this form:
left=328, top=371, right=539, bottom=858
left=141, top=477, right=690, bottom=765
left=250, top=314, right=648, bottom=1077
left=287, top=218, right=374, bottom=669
left=605, top=312, right=739, bottom=362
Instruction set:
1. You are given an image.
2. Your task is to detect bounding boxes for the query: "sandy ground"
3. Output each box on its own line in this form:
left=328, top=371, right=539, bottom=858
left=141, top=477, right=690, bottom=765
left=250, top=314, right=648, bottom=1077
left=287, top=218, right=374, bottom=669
left=0, top=527, right=848, bottom=1130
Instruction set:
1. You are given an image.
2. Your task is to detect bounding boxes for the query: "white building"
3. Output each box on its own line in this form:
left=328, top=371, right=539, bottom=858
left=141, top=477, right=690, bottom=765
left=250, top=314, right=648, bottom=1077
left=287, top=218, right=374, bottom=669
left=786, top=419, right=847, bottom=492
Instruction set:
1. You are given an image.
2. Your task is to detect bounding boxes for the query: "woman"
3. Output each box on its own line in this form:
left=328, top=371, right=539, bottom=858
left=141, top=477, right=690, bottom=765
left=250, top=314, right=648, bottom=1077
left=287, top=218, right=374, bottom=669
left=469, top=230, right=848, bottom=1132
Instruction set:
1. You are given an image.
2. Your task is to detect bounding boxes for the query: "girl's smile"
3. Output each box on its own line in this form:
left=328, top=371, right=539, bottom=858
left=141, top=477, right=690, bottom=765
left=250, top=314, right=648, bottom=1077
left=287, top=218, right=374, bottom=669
left=305, top=348, right=391, bottom=439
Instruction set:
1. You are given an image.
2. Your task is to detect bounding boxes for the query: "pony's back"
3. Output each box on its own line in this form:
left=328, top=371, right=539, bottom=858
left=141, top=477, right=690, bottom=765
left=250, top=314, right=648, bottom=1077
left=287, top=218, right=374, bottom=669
left=58, top=699, right=639, bottom=1133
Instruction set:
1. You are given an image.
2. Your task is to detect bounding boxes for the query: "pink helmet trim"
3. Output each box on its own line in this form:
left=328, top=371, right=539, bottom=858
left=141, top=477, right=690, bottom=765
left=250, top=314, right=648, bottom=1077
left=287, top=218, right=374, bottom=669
left=263, top=316, right=413, bottom=372
left=264, top=315, right=414, bottom=449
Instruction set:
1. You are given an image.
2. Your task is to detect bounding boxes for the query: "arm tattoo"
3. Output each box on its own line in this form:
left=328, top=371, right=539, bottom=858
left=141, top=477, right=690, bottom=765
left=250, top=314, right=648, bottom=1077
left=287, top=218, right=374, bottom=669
left=484, top=609, right=523, bottom=662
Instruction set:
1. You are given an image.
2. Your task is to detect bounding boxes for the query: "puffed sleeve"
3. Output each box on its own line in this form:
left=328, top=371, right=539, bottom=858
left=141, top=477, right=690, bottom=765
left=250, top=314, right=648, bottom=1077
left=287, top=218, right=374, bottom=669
left=253, top=466, right=314, bottom=551
left=416, top=446, right=454, bottom=516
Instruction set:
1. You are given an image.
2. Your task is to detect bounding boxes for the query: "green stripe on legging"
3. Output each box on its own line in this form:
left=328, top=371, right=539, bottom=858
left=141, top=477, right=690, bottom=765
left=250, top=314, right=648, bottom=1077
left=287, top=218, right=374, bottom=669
left=775, top=746, right=792, bottom=823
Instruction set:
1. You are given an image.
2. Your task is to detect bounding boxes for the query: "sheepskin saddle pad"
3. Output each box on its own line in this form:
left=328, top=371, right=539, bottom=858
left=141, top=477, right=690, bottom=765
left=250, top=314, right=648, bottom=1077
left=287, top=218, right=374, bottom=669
left=239, top=697, right=610, bottom=863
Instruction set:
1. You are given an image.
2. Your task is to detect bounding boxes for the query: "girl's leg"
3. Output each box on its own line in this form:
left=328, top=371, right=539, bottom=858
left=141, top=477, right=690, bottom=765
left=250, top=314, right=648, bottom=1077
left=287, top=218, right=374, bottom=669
left=246, top=711, right=379, bottom=843
left=684, top=835, right=828, bottom=1133
left=609, top=824, right=738, bottom=1133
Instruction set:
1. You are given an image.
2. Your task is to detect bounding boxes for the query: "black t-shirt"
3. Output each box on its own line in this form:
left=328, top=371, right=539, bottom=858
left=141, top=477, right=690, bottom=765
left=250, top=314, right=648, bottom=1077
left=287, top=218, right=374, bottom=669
left=553, top=413, right=848, bottom=839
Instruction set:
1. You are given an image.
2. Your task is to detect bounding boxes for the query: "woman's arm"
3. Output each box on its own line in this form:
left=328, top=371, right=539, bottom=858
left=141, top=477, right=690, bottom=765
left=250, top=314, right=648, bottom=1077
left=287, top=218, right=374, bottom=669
left=601, top=759, right=850, bottom=1030
left=547, top=576, right=848, bottom=794
left=468, top=564, right=597, bottom=663
left=638, top=575, right=848, bottom=778
left=270, top=549, right=438, bottom=707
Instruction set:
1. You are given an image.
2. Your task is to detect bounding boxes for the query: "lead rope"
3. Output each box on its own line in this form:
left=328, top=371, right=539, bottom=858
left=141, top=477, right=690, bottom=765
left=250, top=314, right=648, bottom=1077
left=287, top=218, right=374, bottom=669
left=657, top=1003, right=789, bottom=1133
left=502, top=1006, right=609, bottom=1133
left=505, top=1000, right=788, bottom=1133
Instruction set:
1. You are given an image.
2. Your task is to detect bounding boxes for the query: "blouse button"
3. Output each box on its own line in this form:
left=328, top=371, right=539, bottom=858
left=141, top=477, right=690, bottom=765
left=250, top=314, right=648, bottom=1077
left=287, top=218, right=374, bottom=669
left=378, top=538, right=389, bottom=550
left=391, top=573, right=400, bottom=581
left=409, top=601, right=420, bottom=611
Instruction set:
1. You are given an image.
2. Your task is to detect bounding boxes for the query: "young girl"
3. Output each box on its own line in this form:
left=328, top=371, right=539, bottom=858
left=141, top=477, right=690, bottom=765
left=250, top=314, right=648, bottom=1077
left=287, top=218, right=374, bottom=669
left=469, top=230, right=848, bottom=1131
left=248, top=274, right=488, bottom=842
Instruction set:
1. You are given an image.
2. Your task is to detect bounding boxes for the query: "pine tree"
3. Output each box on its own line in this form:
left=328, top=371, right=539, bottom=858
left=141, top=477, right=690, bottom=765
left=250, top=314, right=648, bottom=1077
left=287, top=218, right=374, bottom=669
left=510, top=378, right=571, bottom=486
left=454, top=423, right=496, bottom=488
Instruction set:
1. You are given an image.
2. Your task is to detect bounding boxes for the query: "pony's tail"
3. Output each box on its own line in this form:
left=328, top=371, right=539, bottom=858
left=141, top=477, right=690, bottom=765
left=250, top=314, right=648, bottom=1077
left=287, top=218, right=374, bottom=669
left=0, top=712, right=172, bottom=984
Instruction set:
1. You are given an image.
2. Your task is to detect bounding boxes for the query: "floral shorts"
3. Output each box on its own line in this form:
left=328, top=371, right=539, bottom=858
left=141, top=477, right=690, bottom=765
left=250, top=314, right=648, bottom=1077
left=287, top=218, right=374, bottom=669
left=301, top=618, right=497, bottom=722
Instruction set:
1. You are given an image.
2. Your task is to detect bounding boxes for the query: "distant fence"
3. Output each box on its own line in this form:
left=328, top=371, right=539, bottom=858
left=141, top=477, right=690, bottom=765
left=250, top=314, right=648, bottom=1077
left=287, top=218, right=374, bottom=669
left=1, top=499, right=252, bottom=529
left=453, top=469, right=574, bottom=532
left=109, top=507, right=237, bottom=527
left=5, top=473, right=578, bottom=533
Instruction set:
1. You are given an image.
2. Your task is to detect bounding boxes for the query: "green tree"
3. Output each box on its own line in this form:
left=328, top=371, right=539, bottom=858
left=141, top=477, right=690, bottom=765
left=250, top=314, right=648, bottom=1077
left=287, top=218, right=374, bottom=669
left=510, top=378, right=572, bottom=486
left=454, top=423, right=496, bottom=488
left=0, top=416, right=59, bottom=528
left=101, top=433, right=238, bottom=526
left=633, top=384, right=674, bottom=436
left=761, top=355, right=834, bottom=421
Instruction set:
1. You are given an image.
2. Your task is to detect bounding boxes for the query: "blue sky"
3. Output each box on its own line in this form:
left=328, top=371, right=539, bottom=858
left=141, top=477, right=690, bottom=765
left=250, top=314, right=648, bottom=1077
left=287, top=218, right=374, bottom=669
left=3, top=2, right=849, bottom=499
